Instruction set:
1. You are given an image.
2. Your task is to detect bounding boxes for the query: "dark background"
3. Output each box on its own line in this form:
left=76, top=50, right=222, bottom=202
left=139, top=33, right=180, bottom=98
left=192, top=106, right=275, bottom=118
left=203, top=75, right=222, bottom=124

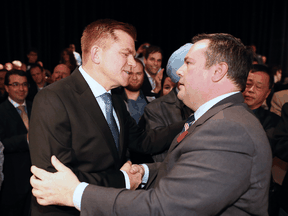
left=1, top=0, right=288, bottom=76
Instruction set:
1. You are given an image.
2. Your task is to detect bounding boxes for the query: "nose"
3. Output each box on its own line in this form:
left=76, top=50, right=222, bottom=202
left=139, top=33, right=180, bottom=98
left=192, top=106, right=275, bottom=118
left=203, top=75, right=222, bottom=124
left=247, top=85, right=255, bottom=93
left=176, top=64, right=185, bottom=77
left=128, top=56, right=137, bottom=68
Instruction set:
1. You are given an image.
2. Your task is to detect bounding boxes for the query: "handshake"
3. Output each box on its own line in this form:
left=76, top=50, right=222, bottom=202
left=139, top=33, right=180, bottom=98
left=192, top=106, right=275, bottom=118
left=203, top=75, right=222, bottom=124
left=120, top=161, right=146, bottom=190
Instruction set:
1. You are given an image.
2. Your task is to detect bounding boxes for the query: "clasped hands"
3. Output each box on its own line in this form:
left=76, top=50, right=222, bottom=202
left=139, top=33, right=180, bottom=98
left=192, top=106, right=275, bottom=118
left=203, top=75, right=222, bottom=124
left=30, top=156, right=144, bottom=207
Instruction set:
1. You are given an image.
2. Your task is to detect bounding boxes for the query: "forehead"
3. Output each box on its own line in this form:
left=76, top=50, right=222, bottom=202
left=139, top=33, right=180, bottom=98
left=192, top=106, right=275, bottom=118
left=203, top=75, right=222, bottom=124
left=9, top=74, right=27, bottom=82
left=111, top=30, right=135, bottom=54
left=187, top=40, right=209, bottom=57
left=54, top=65, right=69, bottom=73
left=29, top=51, right=37, bottom=55
left=30, top=67, right=42, bottom=73
left=247, top=71, right=270, bottom=84
left=148, top=52, right=162, bottom=59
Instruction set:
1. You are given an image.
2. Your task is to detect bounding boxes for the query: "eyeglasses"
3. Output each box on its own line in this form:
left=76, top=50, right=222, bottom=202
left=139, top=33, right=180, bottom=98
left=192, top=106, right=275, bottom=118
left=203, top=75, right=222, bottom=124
left=7, top=82, right=30, bottom=88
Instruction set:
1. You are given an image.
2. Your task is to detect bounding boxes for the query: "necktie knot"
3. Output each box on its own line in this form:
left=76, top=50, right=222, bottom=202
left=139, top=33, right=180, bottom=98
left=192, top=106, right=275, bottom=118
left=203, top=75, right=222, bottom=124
left=182, top=114, right=195, bottom=132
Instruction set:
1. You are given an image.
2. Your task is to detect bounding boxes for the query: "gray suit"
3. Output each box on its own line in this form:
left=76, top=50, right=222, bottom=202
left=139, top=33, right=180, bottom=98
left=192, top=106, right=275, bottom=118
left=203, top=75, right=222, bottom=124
left=80, top=93, right=272, bottom=216
left=141, top=87, right=193, bottom=162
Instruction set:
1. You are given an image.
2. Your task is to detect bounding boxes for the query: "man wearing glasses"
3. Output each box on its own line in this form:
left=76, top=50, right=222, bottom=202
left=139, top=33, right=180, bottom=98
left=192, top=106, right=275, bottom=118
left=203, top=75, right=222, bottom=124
left=0, top=70, right=32, bottom=216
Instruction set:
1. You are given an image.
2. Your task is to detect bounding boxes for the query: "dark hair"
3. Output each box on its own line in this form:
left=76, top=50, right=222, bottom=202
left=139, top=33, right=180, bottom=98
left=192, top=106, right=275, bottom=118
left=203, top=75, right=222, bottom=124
left=134, top=58, right=144, bottom=69
left=192, top=33, right=253, bottom=91
left=27, top=48, right=38, bottom=55
left=4, top=70, right=27, bottom=86
left=30, top=63, right=43, bottom=72
left=81, top=19, right=137, bottom=62
left=0, top=69, right=7, bottom=73
left=271, top=65, right=282, bottom=76
left=144, top=45, right=163, bottom=60
left=250, top=64, right=274, bottom=89
left=60, top=48, right=77, bottom=72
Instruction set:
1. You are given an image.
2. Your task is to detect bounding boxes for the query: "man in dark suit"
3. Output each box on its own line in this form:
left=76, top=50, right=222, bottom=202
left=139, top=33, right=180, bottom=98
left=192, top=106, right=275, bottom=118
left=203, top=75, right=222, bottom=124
left=242, top=64, right=280, bottom=152
left=141, top=45, right=164, bottom=101
left=0, top=70, right=32, bottom=216
left=30, top=33, right=272, bottom=215
left=141, top=43, right=193, bottom=162
left=29, top=19, right=183, bottom=216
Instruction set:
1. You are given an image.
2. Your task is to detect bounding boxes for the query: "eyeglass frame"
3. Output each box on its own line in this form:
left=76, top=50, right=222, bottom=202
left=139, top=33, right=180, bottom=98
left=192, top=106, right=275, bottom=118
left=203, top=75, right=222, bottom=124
left=7, top=82, right=30, bottom=88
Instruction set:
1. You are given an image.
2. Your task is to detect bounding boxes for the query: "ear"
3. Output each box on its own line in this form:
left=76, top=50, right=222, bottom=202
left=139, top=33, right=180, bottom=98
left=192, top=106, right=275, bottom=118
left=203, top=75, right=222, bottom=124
left=211, top=62, right=229, bottom=82
left=90, top=45, right=101, bottom=64
left=143, top=57, right=147, bottom=65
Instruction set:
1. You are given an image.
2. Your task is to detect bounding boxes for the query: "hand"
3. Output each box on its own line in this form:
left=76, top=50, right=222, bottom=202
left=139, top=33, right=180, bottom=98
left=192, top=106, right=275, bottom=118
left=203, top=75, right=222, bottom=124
left=30, top=155, right=80, bottom=207
left=153, top=68, right=164, bottom=94
left=120, top=161, right=144, bottom=190
left=136, top=43, right=150, bottom=54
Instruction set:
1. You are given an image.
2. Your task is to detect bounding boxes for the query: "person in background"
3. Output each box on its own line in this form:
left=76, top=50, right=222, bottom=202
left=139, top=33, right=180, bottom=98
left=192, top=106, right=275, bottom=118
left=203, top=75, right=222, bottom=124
left=59, top=48, right=77, bottom=72
left=69, top=44, right=82, bottom=66
left=141, top=45, right=164, bottom=101
left=51, top=63, right=71, bottom=82
left=0, top=70, right=32, bottom=216
left=0, top=69, right=8, bottom=103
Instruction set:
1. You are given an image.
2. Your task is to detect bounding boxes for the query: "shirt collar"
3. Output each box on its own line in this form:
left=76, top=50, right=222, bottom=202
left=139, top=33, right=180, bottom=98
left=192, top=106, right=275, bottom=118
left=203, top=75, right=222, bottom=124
left=8, top=97, right=26, bottom=109
left=194, top=91, right=240, bottom=122
left=78, top=66, right=111, bottom=97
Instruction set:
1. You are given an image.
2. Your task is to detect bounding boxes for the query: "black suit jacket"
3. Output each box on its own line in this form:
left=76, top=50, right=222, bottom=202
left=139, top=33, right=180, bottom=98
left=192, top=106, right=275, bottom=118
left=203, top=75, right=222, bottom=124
left=140, top=71, right=160, bottom=98
left=29, top=68, right=183, bottom=216
left=0, top=99, right=32, bottom=212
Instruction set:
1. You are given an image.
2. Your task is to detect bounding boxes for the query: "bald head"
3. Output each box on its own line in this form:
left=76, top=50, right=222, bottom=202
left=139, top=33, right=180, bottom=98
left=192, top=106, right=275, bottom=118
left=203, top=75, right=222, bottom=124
left=52, top=64, right=71, bottom=82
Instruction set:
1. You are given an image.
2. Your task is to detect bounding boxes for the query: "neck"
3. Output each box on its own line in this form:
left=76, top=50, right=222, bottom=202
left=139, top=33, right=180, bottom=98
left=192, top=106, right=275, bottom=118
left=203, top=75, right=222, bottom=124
left=82, top=64, right=114, bottom=91
left=124, top=88, right=140, bottom=101
left=37, top=80, right=45, bottom=88
left=145, top=69, right=156, bottom=79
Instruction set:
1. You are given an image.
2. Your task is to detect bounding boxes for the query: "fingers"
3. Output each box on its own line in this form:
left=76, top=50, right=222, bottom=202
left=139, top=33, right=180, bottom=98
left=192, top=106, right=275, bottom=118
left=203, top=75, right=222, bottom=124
left=120, top=160, right=132, bottom=173
left=51, top=155, right=68, bottom=172
left=31, top=165, right=50, bottom=180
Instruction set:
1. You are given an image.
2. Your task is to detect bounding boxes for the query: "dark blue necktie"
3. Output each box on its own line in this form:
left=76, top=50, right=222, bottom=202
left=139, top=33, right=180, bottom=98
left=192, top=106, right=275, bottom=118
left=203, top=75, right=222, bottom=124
left=101, top=93, right=119, bottom=149
left=181, top=114, right=195, bottom=133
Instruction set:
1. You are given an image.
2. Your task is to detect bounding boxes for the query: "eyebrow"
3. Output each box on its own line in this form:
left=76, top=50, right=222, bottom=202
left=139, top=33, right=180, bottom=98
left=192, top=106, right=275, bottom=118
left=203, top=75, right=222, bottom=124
left=122, top=48, right=136, bottom=56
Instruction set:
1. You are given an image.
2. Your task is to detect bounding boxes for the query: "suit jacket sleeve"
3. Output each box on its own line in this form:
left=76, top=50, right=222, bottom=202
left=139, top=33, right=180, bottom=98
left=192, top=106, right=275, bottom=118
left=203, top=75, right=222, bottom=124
left=80, top=117, right=268, bottom=216
left=273, top=103, right=288, bottom=161
left=29, top=89, right=125, bottom=188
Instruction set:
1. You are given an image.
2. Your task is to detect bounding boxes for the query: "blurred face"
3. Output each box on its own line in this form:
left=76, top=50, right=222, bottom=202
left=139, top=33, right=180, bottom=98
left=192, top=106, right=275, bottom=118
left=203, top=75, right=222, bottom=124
left=177, top=40, right=213, bottom=110
left=69, top=44, right=75, bottom=52
left=62, top=51, right=70, bottom=62
left=0, top=71, right=7, bottom=90
left=52, top=64, right=71, bottom=82
left=144, top=52, right=162, bottom=76
left=5, top=75, right=28, bottom=104
left=27, top=51, right=38, bottom=63
left=4, top=63, right=13, bottom=71
left=243, top=71, right=271, bottom=110
left=98, top=30, right=136, bottom=90
left=30, top=67, right=45, bottom=84
left=162, top=77, right=176, bottom=96
left=125, top=62, right=144, bottom=91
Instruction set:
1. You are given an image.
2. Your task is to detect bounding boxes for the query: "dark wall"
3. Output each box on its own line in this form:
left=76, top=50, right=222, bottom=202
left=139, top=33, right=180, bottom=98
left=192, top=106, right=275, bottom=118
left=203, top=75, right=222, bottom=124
left=1, top=0, right=288, bottom=75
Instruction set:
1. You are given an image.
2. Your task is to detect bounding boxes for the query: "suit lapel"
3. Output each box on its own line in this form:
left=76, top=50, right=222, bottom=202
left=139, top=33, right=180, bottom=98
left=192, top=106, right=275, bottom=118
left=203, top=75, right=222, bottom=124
left=169, top=93, right=244, bottom=152
left=70, top=70, right=120, bottom=162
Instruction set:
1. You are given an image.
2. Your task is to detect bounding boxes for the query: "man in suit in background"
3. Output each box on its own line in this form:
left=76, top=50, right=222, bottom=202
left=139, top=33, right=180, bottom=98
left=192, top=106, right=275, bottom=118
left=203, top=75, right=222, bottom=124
left=0, top=70, right=32, bottom=216
left=141, top=45, right=164, bottom=101
left=29, top=19, right=183, bottom=216
left=30, top=33, right=272, bottom=215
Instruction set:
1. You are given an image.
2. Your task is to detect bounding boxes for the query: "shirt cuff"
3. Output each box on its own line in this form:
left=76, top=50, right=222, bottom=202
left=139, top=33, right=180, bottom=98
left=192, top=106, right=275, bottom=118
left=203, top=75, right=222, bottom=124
left=120, top=170, right=131, bottom=189
left=73, top=182, right=89, bottom=211
left=141, top=164, right=149, bottom=184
